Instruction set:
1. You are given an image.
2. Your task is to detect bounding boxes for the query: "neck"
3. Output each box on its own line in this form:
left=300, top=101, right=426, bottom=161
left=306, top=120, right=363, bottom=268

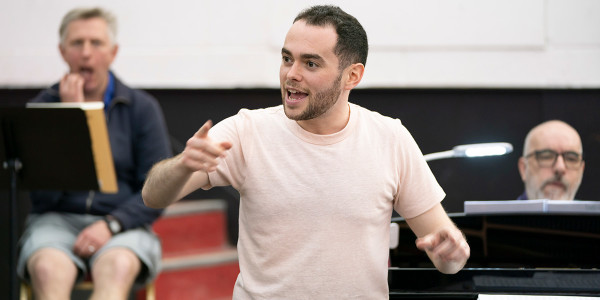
left=297, top=100, right=350, bottom=135
left=84, top=93, right=103, bottom=102
left=84, top=73, right=110, bottom=102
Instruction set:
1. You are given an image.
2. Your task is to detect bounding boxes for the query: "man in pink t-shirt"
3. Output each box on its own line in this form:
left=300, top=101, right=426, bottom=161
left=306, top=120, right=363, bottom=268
left=143, top=5, right=470, bottom=299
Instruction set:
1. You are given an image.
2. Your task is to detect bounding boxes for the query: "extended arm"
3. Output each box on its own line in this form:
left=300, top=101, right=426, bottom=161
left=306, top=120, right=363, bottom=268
left=142, top=120, right=232, bottom=208
left=405, top=203, right=470, bottom=274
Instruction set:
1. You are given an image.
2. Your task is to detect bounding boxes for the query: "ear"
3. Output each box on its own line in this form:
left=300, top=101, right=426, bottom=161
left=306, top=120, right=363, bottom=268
left=518, top=157, right=527, bottom=181
left=109, top=44, right=119, bottom=64
left=59, top=43, right=67, bottom=62
left=343, top=63, right=364, bottom=91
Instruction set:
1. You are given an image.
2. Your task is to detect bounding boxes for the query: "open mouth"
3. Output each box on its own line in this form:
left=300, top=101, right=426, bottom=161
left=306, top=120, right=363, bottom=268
left=287, top=88, right=308, bottom=103
left=78, top=67, right=94, bottom=80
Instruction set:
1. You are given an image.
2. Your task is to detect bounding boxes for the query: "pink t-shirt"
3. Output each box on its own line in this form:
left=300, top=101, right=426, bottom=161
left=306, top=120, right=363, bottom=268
left=207, top=103, right=444, bottom=299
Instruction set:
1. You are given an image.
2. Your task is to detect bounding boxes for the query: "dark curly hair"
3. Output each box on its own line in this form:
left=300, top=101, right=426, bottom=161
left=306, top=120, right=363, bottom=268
left=294, top=5, right=368, bottom=70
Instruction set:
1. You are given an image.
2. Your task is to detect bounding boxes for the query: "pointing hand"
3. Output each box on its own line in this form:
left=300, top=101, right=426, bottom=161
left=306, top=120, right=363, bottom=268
left=180, top=120, right=232, bottom=172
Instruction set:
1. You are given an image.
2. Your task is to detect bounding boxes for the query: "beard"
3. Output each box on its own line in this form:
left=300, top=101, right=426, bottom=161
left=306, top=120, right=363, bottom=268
left=283, top=72, right=342, bottom=121
left=541, top=177, right=571, bottom=200
left=529, top=175, right=572, bottom=200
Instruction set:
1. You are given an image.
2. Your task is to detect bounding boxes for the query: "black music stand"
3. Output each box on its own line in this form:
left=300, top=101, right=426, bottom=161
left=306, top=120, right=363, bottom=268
left=0, top=104, right=116, bottom=300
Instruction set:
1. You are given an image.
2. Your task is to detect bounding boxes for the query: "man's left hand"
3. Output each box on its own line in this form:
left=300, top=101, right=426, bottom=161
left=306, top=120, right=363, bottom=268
left=73, top=220, right=113, bottom=258
left=416, top=227, right=470, bottom=273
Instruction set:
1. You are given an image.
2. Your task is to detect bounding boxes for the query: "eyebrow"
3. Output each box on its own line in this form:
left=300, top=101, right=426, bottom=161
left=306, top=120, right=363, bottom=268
left=281, top=47, right=325, bottom=63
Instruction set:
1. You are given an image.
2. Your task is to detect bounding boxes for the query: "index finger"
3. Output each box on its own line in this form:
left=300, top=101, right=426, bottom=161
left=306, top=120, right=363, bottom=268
left=194, top=120, right=213, bottom=138
left=417, top=229, right=449, bottom=250
left=415, top=234, right=435, bottom=251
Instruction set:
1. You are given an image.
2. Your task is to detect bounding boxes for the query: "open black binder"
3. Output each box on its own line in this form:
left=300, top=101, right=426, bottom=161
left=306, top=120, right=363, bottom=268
left=1, top=102, right=117, bottom=300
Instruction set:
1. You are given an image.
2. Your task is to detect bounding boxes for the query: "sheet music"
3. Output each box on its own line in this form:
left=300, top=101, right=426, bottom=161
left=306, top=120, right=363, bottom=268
left=479, top=295, right=600, bottom=299
left=26, top=101, right=104, bottom=110
left=464, top=199, right=600, bottom=215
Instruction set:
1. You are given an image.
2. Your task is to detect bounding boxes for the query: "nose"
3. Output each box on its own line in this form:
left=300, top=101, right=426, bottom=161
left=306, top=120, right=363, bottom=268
left=553, top=154, right=567, bottom=173
left=81, top=41, right=92, bottom=57
left=285, top=62, right=302, bottom=82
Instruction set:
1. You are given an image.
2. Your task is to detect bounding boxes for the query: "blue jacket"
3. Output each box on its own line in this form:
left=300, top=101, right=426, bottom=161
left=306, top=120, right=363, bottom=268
left=29, top=73, right=172, bottom=230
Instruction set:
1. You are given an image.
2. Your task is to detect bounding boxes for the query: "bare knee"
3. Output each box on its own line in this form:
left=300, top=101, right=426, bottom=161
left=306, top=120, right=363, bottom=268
left=27, top=248, right=77, bottom=297
left=28, top=248, right=77, bottom=281
left=92, top=248, right=141, bottom=282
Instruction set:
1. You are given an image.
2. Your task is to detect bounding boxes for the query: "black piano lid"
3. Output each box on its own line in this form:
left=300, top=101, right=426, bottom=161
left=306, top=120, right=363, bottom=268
left=389, top=213, right=600, bottom=298
left=390, top=213, right=600, bottom=269
left=388, top=268, right=600, bottom=298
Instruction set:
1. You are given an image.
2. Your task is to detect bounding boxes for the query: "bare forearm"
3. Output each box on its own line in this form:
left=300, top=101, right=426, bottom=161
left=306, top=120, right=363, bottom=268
left=143, top=120, right=229, bottom=208
left=142, top=154, right=194, bottom=208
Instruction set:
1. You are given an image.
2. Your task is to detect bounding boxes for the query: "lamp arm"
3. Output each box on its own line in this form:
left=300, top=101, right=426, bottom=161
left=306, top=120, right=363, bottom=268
left=423, top=150, right=455, bottom=162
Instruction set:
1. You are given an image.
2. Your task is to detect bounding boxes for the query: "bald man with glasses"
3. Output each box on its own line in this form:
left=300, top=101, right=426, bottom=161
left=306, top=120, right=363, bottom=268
left=518, top=120, right=585, bottom=200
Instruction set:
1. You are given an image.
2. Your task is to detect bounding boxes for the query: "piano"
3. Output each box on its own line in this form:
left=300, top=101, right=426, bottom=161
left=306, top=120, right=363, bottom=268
left=388, top=212, right=600, bottom=299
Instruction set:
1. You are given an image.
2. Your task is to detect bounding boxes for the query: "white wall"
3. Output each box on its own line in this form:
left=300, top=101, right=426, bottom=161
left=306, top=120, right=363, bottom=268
left=1, top=0, right=599, bottom=89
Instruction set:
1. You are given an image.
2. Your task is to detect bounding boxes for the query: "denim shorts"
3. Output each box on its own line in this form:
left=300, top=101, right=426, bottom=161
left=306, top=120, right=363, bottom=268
left=17, top=212, right=161, bottom=285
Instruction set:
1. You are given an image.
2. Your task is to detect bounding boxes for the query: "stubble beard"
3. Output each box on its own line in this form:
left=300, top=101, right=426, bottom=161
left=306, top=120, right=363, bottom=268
left=283, top=72, right=342, bottom=121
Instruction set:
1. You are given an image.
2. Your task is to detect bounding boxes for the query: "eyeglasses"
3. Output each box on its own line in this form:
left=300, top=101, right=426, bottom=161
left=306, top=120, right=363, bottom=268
left=524, top=149, right=583, bottom=169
